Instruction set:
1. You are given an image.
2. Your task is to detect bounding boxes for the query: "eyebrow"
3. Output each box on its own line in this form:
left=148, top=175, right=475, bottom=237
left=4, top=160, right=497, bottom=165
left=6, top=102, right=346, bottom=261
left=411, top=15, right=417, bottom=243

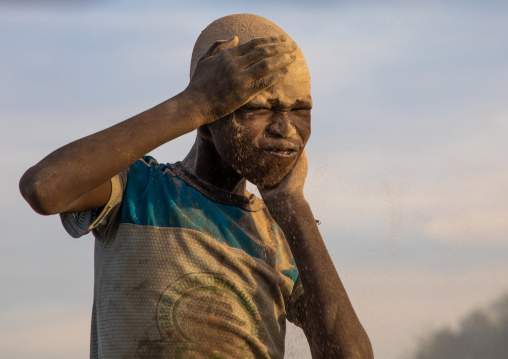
left=246, top=98, right=313, bottom=109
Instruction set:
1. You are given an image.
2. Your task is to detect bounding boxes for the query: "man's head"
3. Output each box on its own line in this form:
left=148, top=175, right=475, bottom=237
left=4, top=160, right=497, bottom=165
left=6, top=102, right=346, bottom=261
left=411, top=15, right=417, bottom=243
left=193, top=14, right=312, bottom=188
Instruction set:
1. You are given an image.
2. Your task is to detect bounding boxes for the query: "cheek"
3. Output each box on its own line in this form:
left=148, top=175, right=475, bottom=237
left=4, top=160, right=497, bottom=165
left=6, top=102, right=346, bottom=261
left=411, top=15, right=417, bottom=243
left=294, top=114, right=311, bottom=143
left=224, top=118, right=263, bottom=153
left=213, top=123, right=256, bottom=170
left=211, top=118, right=246, bottom=151
left=225, top=124, right=250, bottom=153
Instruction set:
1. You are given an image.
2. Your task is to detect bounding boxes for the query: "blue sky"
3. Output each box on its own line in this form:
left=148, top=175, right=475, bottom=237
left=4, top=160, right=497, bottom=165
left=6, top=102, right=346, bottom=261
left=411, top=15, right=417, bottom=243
left=1, top=1, right=508, bottom=358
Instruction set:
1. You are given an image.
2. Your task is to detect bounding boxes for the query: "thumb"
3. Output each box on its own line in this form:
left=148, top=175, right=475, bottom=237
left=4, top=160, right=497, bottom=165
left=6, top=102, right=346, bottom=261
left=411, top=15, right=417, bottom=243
left=200, top=36, right=239, bottom=61
left=210, top=36, right=239, bottom=56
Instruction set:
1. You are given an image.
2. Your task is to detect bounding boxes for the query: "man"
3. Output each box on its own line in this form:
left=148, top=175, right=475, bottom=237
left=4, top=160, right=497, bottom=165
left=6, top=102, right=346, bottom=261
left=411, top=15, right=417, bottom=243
left=20, top=14, right=372, bottom=359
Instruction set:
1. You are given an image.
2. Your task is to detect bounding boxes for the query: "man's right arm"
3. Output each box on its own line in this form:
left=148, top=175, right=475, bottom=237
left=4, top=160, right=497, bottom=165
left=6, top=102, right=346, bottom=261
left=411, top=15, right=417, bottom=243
left=20, top=35, right=297, bottom=215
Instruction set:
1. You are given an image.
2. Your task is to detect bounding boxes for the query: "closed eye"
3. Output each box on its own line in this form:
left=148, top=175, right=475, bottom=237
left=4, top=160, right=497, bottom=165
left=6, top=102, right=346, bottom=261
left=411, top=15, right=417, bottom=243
left=244, top=104, right=271, bottom=111
left=292, top=107, right=312, bottom=111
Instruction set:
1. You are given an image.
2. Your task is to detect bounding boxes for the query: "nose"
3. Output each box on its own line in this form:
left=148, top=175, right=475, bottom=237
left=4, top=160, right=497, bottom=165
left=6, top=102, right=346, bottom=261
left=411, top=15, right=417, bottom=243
left=266, top=112, right=297, bottom=138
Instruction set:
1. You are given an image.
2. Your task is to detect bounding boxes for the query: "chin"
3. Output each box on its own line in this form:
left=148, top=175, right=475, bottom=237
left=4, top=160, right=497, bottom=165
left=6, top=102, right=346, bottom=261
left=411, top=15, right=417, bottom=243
left=243, top=167, right=290, bottom=190
left=230, top=151, right=297, bottom=189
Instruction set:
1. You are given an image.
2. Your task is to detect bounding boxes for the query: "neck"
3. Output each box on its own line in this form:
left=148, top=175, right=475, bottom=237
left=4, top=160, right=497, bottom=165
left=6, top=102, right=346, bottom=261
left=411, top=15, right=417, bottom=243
left=182, top=135, right=247, bottom=196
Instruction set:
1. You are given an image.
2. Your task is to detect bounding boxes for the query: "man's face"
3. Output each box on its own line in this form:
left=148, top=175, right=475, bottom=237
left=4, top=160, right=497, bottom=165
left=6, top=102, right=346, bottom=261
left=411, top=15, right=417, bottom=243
left=208, top=62, right=312, bottom=188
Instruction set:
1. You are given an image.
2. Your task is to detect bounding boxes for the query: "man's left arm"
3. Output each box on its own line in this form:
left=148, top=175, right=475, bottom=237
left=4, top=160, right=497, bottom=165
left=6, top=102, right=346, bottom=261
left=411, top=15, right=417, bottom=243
left=260, top=152, right=373, bottom=359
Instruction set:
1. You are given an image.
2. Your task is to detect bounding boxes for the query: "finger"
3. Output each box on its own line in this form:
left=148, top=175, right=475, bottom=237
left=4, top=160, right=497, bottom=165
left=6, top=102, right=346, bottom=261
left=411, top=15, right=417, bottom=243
left=248, top=67, right=289, bottom=93
left=210, top=36, right=239, bottom=56
left=200, top=37, right=239, bottom=61
left=293, top=149, right=308, bottom=183
left=299, top=150, right=308, bottom=174
left=200, top=42, right=222, bottom=61
left=288, top=149, right=308, bottom=180
left=300, top=149, right=307, bottom=161
left=243, top=52, right=296, bottom=82
left=229, top=35, right=288, bottom=56
left=236, top=41, right=297, bottom=69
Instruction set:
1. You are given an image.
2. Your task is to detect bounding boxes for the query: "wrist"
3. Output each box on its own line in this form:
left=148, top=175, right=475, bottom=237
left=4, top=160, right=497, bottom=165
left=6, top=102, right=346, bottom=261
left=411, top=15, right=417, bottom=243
left=263, top=195, right=317, bottom=237
left=262, top=191, right=306, bottom=211
left=177, top=88, right=210, bottom=128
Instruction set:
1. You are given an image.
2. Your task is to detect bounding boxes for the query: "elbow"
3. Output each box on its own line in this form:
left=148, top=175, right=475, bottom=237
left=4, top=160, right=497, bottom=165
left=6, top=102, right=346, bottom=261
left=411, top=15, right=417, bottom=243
left=338, top=328, right=374, bottom=359
left=349, top=334, right=374, bottom=359
left=323, top=336, right=374, bottom=359
left=318, top=341, right=374, bottom=359
left=19, top=167, right=59, bottom=215
left=334, top=322, right=374, bottom=359
left=314, top=313, right=374, bottom=359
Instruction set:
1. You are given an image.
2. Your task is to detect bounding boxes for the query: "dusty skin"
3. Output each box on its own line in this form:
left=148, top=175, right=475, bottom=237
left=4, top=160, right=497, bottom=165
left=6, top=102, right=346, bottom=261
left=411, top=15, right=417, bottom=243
left=20, top=14, right=373, bottom=359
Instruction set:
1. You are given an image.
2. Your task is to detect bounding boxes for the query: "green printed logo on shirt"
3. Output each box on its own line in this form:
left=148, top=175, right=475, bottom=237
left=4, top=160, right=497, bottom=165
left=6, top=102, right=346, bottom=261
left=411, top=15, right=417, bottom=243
left=157, top=273, right=268, bottom=358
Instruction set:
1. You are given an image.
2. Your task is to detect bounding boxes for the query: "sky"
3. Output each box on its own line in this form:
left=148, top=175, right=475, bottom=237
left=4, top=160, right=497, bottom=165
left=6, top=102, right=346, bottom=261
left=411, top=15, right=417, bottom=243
left=1, top=1, right=508, bottom=358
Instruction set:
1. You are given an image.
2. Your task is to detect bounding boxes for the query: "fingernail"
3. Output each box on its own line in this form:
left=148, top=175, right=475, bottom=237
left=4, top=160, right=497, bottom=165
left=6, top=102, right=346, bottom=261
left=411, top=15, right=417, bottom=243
left=291, top=54, right=296, bottom=60
left=280, top=35, right=287, bottom=42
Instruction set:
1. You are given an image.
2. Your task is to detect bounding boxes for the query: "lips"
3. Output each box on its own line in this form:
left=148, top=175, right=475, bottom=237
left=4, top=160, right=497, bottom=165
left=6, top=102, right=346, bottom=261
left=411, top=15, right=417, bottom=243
left=262, top=143, right=300, bottom=158
left=266, top=149, right=298, bottom=157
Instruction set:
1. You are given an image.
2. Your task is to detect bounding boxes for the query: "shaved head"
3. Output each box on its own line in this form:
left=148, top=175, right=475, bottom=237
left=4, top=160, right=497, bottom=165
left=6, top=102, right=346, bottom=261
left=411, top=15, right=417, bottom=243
left=183, top=14, right=312, bottom=188
left=190, top=13, right=308, bottom=82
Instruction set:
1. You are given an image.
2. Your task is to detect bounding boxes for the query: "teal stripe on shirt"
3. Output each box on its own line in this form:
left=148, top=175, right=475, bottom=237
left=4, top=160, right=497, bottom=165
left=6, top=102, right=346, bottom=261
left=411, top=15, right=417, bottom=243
left=120, top=157, right=298, bottom=282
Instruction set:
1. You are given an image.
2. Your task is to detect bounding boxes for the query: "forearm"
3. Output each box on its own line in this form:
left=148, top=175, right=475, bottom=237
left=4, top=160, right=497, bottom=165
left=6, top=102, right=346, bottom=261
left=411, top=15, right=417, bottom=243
left=21, top=36, right=297, bottom=215
left=265, top=195, right=373, bottom=358
left=20, top=90, right=204, bottom=214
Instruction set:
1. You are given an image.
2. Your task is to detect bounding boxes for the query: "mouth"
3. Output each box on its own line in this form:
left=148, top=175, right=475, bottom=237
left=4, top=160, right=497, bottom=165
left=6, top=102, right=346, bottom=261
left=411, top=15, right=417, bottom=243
left=264, top=147, right=299, bottom=158
left=267, top=150, right=297, bottom=158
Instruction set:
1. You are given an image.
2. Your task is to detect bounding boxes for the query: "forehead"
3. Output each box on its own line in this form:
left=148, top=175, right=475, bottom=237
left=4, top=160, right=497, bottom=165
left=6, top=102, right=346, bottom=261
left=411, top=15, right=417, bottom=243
left=248, top=57, right=312, bottom=107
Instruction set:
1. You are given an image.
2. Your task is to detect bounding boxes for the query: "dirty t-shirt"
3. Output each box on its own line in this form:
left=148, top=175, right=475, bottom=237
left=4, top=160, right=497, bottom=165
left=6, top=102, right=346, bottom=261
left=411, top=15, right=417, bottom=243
left=61, top=156, right=303, bottom=359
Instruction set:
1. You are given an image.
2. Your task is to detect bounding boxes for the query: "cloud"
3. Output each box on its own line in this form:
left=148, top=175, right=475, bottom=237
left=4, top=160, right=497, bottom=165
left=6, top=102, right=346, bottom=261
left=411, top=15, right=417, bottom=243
left=412, top=291, right=508, bottom=359
left=346, top=265, right=508, bottom=359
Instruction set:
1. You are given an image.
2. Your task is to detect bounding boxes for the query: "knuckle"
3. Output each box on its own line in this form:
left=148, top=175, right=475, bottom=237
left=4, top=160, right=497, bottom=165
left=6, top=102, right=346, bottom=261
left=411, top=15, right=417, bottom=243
left=222, top=54, right=236, bottom=67
left=232, top=74, right=243, bottom=86
left=257, top=60, right=270, bottom=72
left=257, top=46, right=270, bottom=57
left=268, top=35, right=280, bottom=43
left=223, top=60, right=233, bottom=71
left=231, top=73, right=245, bottom=88
left=252, top=78, right=268, bottom=91
left=246, top=38, right=259, bottom=49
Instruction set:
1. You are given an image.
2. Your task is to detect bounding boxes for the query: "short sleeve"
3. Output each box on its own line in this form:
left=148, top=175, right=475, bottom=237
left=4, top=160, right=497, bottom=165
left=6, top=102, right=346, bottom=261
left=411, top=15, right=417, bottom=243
left=60, top=168, right=129, bottom=239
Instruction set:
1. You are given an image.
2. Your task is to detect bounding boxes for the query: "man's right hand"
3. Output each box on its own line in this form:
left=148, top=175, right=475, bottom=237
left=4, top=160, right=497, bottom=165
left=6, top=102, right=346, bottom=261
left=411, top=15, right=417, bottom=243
left=19, top=36, right=297, bottom=216
left=185, top=35, right=297, bottom=124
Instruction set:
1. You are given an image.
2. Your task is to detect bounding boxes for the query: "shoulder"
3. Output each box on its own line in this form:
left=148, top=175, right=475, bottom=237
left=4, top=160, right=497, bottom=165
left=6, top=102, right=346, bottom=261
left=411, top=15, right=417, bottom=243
left=127, top=156, right=176, bottom=183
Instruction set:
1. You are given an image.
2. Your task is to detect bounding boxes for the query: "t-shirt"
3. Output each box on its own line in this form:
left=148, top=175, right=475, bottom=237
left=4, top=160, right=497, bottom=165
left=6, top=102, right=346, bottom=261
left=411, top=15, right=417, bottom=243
left=61, top=156, right=303, bottom=359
